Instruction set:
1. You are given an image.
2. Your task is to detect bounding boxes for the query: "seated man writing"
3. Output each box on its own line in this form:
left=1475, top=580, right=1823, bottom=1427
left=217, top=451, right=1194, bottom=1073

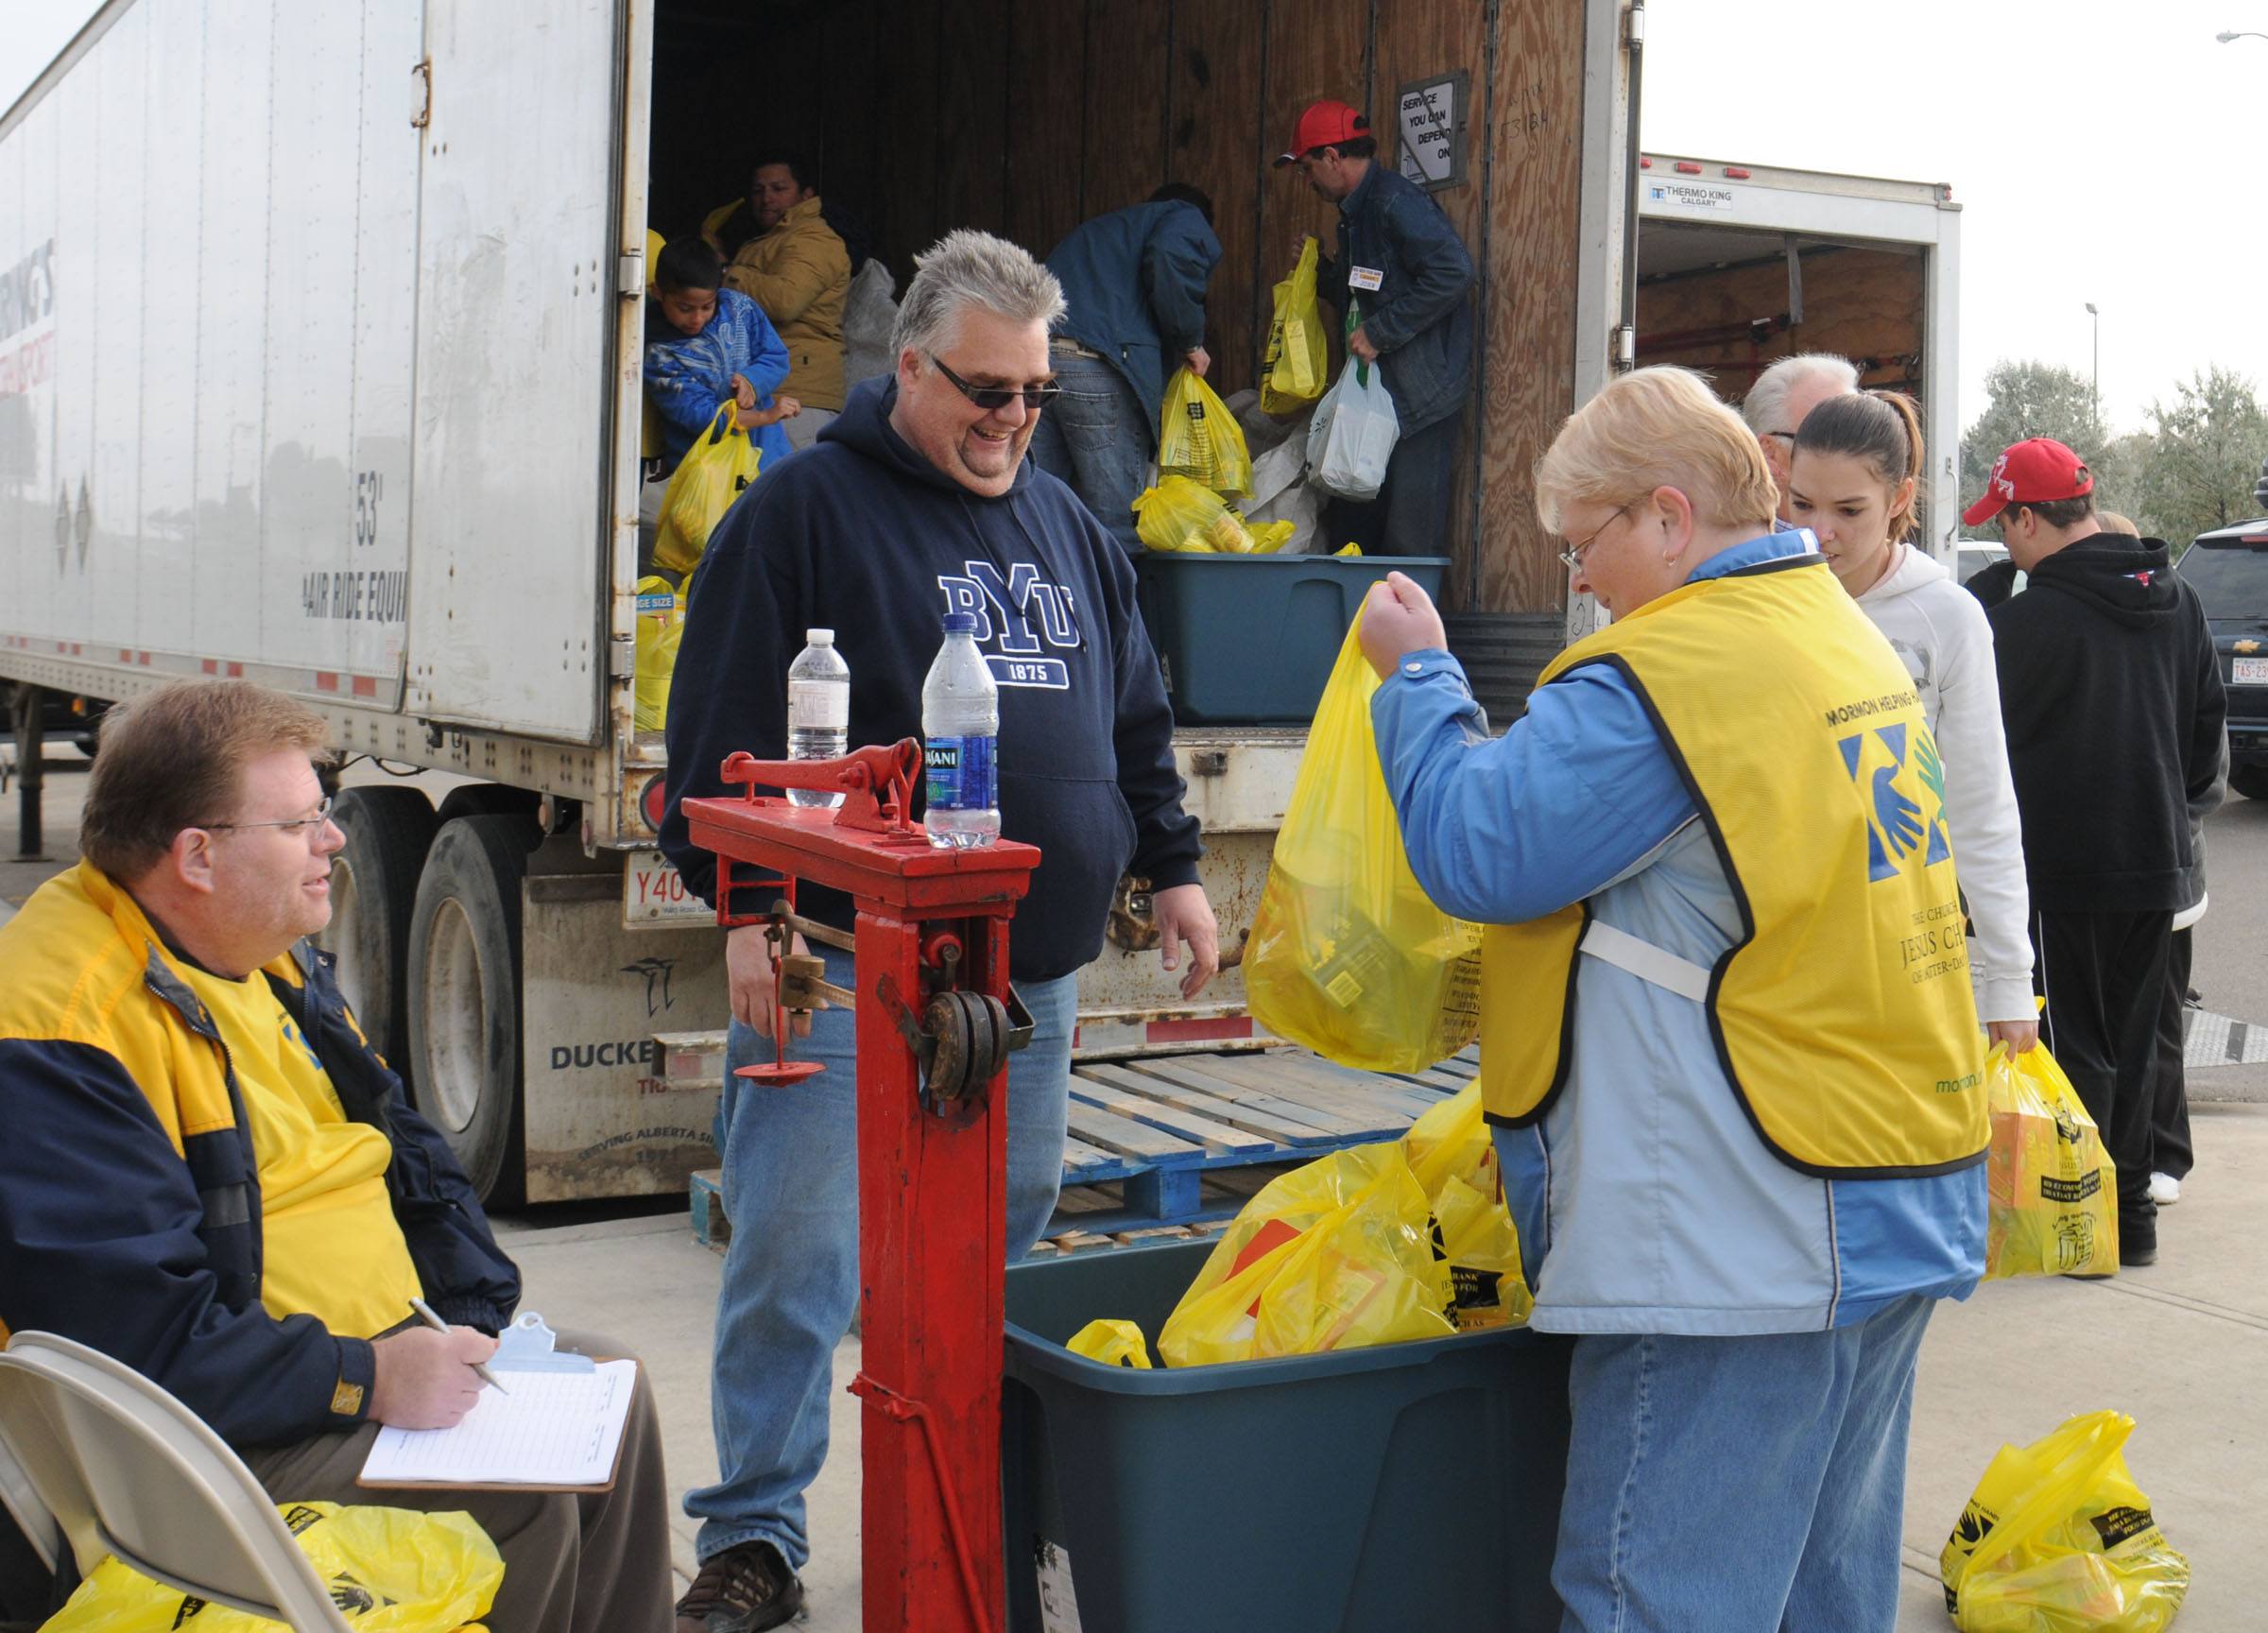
left=0, top=680, right=672, bottom=1633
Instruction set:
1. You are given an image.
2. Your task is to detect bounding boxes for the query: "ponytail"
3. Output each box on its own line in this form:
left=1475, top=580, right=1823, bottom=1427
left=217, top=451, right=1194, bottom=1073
left=1793, top=389, right=1926, bottom=541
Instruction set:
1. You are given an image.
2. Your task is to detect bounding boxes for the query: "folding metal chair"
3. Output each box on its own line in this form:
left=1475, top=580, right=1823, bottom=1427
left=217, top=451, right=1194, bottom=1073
left=0, top=1331, right=352, bottom=1630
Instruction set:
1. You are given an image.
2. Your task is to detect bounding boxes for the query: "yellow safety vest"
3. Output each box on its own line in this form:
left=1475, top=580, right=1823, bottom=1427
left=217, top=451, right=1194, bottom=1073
left=1481, top=555, right=1987, bottom=1177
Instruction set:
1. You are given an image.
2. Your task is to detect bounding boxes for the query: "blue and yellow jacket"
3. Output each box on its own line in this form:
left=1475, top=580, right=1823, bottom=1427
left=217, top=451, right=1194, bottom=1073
left=0, top=863, right=520, bottom=1447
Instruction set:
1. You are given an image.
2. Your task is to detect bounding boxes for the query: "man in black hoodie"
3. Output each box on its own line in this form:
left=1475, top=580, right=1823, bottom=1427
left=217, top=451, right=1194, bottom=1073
left=659, top=229, right=1217, bottom=1633
left=1967, top=438, right=2225, bottom=1268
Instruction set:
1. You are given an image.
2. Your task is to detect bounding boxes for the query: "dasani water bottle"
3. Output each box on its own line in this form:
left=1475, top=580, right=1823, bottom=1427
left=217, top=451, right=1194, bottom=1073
left=921, top=612, right=1000, bottom=849
left=786, top=628, right=850, bottom=809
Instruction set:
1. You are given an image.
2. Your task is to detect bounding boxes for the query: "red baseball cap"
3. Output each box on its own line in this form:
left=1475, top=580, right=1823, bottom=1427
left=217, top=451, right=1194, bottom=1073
left=1275, top=100, right=1369, bottom=165
left=1962, top=438, right=2095, bottom=526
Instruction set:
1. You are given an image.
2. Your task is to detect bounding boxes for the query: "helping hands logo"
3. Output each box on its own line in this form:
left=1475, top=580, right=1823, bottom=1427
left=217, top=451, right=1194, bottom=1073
left=1839, top=721, right=1953, bottom=883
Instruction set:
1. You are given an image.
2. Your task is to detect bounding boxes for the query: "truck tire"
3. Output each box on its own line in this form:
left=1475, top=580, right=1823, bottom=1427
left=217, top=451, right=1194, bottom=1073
left=407, top=814, right=537, bottom=1205
left=2229, top=765, right=2268, bottom=803
left=434, top=782, right=542, bottom=828
left=320, top=785, right=438, bottom=1073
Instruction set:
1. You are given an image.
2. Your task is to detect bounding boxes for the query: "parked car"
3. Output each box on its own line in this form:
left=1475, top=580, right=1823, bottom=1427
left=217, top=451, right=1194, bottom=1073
left=1954, top=539, right=2025, bottom=602
left=2178, top=517, right=2268, bottom=801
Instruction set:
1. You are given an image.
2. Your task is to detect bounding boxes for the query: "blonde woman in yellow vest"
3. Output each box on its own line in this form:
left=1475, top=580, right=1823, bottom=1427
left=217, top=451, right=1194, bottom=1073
left=1357, top=367, right=1986, bottom=1633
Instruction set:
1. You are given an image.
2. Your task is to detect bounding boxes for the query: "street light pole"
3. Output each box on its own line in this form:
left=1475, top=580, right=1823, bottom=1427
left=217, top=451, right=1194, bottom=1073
left=2217, top=29, right=2268, bottom=43
left=2085, top=302, right=2099, bottom=426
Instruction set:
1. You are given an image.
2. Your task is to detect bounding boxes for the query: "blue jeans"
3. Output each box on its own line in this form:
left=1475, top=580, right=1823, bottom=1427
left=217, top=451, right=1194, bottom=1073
left=683, top=946, right=1077, bottom=1570
left=1553, top=1294, right=1934, bottom=1633
left=1028, top=350, right=1149, bottom=555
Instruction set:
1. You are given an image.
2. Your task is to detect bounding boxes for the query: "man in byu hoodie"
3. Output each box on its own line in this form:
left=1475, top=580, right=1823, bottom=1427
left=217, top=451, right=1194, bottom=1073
left=659, top=230, right=1217, bottom=1633
left=1967, top=438, right=2225, bottom=1270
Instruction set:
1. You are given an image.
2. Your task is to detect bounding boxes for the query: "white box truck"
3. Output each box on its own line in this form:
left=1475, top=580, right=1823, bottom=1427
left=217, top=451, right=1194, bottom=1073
left=1635, top=151, right=1963, bottom=551
left=0, top=0, right=1641, bottom=1201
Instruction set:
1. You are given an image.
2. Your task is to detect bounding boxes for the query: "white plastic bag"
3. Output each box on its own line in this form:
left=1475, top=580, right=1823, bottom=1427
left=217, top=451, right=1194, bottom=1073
left=1307, top=356, right=1399, bottom=502
left=842, top=259, right=901, bottom=389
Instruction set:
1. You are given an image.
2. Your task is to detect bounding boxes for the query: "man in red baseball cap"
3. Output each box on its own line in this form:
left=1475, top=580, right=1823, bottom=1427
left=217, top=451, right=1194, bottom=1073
left=1272, top=96, right=1474, bottom=558
left=1967, top=437, right=2226, bottom=1268
left=1960, top=436, right=2099, bottom=564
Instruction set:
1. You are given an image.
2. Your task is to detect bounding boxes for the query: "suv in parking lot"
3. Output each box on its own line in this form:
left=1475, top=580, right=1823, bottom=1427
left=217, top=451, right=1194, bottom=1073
left=2179, top=519, right=2268, bottom=800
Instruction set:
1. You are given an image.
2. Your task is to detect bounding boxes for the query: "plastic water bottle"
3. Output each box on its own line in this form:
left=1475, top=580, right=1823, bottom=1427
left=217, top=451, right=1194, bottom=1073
left=786, top=628, right=850, bottom=809
left=921, top=612, right=1001, bottom=850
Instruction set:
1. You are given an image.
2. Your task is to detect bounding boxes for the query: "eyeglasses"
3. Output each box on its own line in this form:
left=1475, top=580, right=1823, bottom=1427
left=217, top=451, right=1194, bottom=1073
left=1557, top=504, right=1633, bottom=574
left=928, top=354, right=1061, bottom=413
left=203, top=795, right=335, bottom=835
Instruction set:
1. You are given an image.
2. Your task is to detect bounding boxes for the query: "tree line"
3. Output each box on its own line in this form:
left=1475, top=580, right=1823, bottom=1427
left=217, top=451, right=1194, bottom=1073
left=1959, top=361, right=2266, bottom=549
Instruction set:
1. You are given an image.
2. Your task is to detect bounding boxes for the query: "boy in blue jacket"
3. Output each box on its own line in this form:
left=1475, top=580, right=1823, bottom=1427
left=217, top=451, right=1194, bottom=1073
left=644, top=237, right=800, bottom=475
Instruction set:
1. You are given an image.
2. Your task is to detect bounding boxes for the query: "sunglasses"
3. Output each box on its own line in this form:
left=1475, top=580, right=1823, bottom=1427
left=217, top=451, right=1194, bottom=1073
left=929, top=353, right=1061, bottom=413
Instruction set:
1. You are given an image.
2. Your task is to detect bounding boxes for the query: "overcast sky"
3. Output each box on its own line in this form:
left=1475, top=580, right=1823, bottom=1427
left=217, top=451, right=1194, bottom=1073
left=6, top=0, right=2264, bottom=438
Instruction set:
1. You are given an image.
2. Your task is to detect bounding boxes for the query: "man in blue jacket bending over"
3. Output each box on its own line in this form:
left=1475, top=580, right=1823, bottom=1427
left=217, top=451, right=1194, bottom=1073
left=1277, top=99, right=1475, bottom=557
left=0, top=680, right=673, bottom=1633
left=660, top=229, right=1220, bottom=1633
left=1030, top=183, right=1223, bottom=553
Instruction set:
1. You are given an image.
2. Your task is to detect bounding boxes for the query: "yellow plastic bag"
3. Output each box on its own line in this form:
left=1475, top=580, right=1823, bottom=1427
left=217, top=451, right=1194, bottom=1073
left=1159, top=1145, right=1452, bottom=1367
left=1244, top=611, right=1483, bottom=1073
left=633, top=576, right=682, bottom=732
left=1940, top=1411, right=2190, bottom=1632
left=1404, top=1079, right=1493, bottom=1201
left=1261, top=239, right=1328, bottom=415
left=1246, top=519, right=1297, bottom=555
left=1157, top=367, right=1252, bottom=499
left=1984, top=1043, right=2118, bottom=1280
left=654, top=400, right=763, bottom=576
left=1065, top=1318, right=1154, bottom=1368
left=41, top=1501, right=503, bottom=1632
left=1431, top=1170, right=1532, bottom=1332
left=1132, top=475, right=1254, bottom=554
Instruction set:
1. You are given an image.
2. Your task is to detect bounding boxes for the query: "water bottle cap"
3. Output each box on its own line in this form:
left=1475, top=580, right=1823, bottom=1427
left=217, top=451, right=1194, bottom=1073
left=805, top=627, right=834, bottom=645
left=941, top=612, right=977, bottom=634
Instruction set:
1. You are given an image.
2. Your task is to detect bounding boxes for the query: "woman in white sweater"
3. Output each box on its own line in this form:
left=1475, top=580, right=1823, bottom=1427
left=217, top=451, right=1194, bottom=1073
left=1789, top=390, right=2039, bottom=1051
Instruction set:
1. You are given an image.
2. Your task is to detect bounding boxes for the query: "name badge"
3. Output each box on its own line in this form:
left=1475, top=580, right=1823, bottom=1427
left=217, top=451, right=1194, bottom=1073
left=1349, top=265, right=1384, bottom=292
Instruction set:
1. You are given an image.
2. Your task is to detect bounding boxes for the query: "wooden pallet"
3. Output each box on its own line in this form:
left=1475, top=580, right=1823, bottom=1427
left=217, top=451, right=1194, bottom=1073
left=1057, top=1046, right=1478, bottom=1226
left=688, top=1046, right=1481, bottom=1248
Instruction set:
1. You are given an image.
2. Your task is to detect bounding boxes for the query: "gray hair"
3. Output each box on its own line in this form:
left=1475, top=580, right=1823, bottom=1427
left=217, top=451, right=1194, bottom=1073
left=889, top=229, right=1067, bottom=360
left=1743, top=352, right=1860, bottom=436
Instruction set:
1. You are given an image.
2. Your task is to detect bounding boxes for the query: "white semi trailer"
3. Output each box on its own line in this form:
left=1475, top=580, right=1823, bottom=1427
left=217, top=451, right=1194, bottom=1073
left=0, top=0, right=1642, bottom=1202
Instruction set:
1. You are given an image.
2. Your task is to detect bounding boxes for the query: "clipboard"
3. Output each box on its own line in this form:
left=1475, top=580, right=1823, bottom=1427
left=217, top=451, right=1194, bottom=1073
left=356, top=1313, right=636, bottom=1494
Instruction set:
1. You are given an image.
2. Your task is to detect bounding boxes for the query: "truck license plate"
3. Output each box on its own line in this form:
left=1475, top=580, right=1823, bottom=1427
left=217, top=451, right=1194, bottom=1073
left=624, top=850, right=713, bottom=927
left=2234, top=657, right=2268, bottom=684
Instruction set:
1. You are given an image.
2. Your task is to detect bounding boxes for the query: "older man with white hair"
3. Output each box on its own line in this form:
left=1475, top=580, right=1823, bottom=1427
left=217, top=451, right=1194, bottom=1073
left=1743, top=351, right=1858, bottom=516
left=658, top=230, right=1219, bottom=1632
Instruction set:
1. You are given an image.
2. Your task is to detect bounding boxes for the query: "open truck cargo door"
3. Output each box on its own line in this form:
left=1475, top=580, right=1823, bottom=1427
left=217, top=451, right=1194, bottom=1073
left=407, top=0, right=624, bottom=744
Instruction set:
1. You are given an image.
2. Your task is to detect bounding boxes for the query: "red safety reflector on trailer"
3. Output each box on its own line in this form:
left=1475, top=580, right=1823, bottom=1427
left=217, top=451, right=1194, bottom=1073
left=1639, top=156, right=1652, bottom=168
left=1147, top=1016, right=1255, bottom=1045
left=1724, top=166, right=1751, bottom=179
left=1675, top=161, right=1702, bottom=174
left=642, top=774, right=668, bottom=831
left=352, top=676, right=377, bottom=697
left=315, top=672, right=340, bottom=693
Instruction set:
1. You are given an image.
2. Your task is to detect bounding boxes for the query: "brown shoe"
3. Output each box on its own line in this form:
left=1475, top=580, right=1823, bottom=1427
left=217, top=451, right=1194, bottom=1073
left=674, top=1538, right=804, bottom=1632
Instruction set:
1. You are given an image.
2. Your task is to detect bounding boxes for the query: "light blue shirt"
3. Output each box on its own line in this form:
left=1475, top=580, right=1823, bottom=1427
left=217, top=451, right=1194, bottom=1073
left=1372, top=531, right=1810, bottom=922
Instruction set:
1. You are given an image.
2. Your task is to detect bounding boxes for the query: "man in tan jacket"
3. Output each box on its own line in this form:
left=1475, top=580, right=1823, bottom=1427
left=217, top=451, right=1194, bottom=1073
left=702, top=152, right=850, bottom=447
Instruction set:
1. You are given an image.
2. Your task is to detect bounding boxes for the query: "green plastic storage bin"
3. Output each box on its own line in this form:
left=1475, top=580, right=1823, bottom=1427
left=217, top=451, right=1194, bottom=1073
left=1133, top=554, right=1451, bottom=726
left=1002, top=1239, right=1570, bottom=1633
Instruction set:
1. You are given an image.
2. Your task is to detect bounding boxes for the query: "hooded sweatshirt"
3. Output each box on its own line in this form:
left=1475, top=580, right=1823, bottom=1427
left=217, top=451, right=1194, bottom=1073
left=1855, top=545, right=2034, bottom=1023
left=1987, top=533, right=2226, bottom=914
left=659, top=375, right=1202, bottom=981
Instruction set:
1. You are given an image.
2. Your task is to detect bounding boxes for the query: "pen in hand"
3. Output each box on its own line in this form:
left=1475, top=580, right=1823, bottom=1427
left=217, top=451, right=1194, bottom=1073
left=407, top=1296, right=510, bottom=1396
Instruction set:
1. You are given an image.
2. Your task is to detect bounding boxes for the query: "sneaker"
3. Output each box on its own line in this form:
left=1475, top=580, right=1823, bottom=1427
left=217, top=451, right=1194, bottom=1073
left=675, top=1539, right=804, bottom=1633
left=2148, top=1171, right=2182, bottom=1207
